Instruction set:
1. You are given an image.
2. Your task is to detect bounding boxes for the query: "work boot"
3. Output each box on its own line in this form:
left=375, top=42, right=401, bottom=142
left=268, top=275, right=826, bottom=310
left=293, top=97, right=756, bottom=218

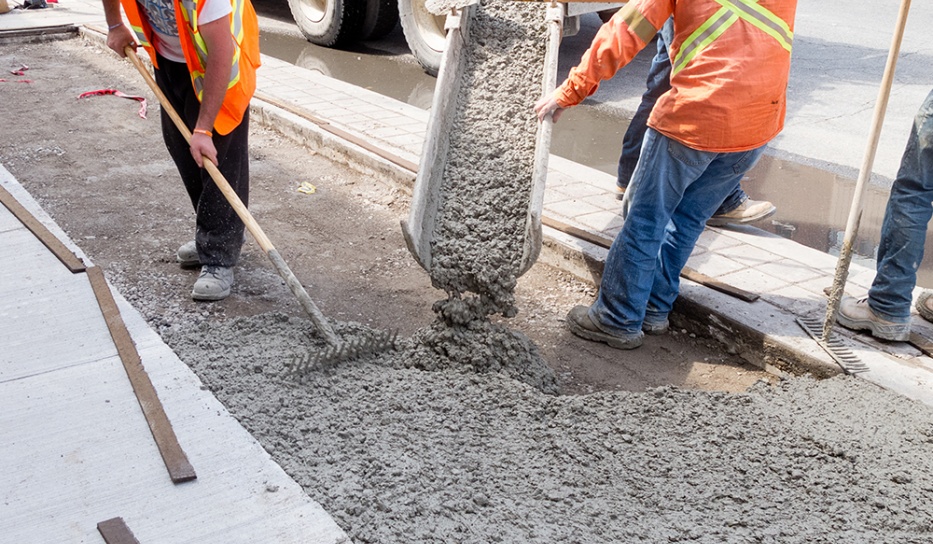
left=566, top=305, right=644, bottom=349
left=615, top=184, right=626, bottom=201
left=176, top=240, right=200, bottom=268
left=916, top=291, right=933, bottom=324
left=192, top=265, right=234, bottom=301
left=642, top=316, right=670, bottom=335
left=707, top=199, right=777, bottom=227
left=836, top=296, right=910, bottom=342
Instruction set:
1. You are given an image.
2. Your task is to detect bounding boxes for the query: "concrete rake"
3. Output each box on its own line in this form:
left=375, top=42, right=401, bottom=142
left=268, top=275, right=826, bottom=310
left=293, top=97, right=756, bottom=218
left=124, top=46, right=397, bottom=370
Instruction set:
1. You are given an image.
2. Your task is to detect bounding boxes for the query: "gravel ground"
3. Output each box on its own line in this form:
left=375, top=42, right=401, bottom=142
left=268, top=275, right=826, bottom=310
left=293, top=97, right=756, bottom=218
left=164, top=312, right=933, bottom=544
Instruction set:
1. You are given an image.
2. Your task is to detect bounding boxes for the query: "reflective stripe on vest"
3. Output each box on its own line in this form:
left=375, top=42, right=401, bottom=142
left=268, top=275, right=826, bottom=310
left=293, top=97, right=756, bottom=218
left=179, top=0, right=243, bottom=100
left=672, top=0, right=793, bottom=76
left=130, top=24, right=152, bottom=48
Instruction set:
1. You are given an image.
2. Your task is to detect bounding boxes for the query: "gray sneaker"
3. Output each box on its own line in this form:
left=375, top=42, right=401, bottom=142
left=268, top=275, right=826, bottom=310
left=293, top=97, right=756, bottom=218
left=836, top=296, right=910, bottom=342
left=566, top=305, right=644, bottom=350
left=192, top=265, right=234, bottom=301
left=176, top=240, right=200, bottom=268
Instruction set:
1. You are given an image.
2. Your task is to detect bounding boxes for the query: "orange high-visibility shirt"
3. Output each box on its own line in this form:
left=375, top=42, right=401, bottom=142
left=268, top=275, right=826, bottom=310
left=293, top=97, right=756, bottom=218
left=555, top=0, right=798, bottom=153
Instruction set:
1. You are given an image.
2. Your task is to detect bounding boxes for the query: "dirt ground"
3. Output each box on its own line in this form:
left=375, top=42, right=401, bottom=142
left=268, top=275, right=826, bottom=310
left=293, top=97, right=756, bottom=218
left=0, top=35, right=771, bottom=396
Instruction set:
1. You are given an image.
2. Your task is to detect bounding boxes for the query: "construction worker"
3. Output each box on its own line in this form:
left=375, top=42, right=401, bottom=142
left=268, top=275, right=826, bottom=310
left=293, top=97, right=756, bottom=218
left=102, top=0, right=260, bottom=301
left=836, top=89, right=933, bottom=341
left=617, top=17, right=777, bottom=227
left=535, top=0, right=797, bottom=349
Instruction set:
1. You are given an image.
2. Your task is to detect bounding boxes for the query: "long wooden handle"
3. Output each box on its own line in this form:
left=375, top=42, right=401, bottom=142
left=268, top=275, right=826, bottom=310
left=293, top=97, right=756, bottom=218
left=123, top=46, right=274, bottom=252
left=822, top=0, right=912, bottom=341
left=124, top=46, right=340, bottom=345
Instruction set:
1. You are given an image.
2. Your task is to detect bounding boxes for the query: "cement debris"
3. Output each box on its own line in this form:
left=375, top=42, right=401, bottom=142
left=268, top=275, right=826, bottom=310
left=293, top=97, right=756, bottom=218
left=164, top=312, right=933, bottom=544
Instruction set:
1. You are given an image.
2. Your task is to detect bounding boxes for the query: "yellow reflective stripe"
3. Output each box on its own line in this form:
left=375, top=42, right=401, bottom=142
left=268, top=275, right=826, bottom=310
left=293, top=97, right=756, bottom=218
left=231, top=0, right=244, bottom=42
left=131, top=25, right=152, bottom=47
left=672, top=0, right=793, bottom=76
left=181, top=0, right=197, bottom=31
left=717, top=0, right=793, bottom=51
left=618, top=3, right=658, bottom=44
left=672, top=8, right=737, bottom=76
left=228, top=49, right=241, bottom=89
left=184, top=0, right=245, bottom=95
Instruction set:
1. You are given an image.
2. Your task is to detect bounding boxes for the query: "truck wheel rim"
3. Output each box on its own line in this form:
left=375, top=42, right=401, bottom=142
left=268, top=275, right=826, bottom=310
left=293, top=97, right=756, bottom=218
left=297, top=0, right=329, bottom=24
left=413, top=1, right=446, bottom=52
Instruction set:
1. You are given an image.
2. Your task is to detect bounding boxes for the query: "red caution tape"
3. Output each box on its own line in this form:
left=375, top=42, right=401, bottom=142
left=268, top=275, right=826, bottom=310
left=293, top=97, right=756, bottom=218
left=0, top=79, right=32, bottom=83
left=78, top=88, right=148, bottom=119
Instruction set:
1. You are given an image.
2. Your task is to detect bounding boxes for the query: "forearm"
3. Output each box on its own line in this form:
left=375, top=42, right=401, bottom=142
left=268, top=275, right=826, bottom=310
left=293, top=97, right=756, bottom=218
left=556, top=2, right=663, bottom=108
left=102, top=0, right=123, bottom=28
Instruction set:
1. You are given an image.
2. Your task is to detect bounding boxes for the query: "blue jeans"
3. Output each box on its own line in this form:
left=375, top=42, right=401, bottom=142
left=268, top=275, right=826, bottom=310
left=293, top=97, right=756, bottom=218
left=867, top=88, right=933, bottom=322
left=616, top=17, right=746, bottom=215
left=593, top=129, right=766, bottom=335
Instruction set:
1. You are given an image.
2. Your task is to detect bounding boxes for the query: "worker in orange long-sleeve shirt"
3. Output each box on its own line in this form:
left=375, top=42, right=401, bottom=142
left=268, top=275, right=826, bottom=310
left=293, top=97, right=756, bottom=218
left=535, top=0, right=798, bottom=350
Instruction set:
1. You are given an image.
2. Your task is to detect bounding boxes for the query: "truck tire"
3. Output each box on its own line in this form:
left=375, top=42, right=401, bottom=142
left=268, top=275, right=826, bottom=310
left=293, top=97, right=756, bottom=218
left=398, top=0, right=446, bottom=76
left=288, top=0, right=366, bottom=47
left=361, top=0, right=399, bottom=41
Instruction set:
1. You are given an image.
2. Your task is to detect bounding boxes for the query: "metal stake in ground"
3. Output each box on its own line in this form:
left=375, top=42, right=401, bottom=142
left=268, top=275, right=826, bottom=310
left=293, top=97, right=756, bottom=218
left=122, top=46, right=397, bottom=368
left=822, top=0, right=911, bottom=343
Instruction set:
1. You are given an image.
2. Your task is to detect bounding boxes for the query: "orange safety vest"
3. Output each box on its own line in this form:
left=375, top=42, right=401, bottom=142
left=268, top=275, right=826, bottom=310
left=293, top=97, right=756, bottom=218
left=555, top=0, right=797, bottom=153
left=121, top=0, right=260, bottom=135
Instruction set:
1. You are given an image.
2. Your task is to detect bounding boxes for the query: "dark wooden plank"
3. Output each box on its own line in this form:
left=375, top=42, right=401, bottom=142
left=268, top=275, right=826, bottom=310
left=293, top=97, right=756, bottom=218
left=910, top=331, right=933, bottom=358
left=540, top=215, right=760, bottom=302
left=0, top=184, right=86, bottom=273
left=680, top=266, right=760, bottom=303
left=86, top=266, right=197, bottom=483
left=97, top=517, right=140, bottom=544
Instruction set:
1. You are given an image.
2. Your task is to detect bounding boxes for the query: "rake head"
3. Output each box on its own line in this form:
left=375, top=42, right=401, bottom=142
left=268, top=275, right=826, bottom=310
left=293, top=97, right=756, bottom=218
left=796, top=316, right=869, bottom=374
left=286, top=329, right=400, bottom=377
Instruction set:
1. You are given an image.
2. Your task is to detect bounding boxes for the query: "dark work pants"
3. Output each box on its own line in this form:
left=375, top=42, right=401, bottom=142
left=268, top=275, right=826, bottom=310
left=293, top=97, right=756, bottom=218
left=154, top=54, right=249, bottom=268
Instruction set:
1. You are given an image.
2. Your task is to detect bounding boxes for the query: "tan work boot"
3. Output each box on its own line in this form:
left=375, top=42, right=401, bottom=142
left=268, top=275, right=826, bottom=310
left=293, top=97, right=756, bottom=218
left=707, top=199, right=776, bottom=227
left=916, top=291, right=933, bottom=323
left=836, top=297, right=910, bottom=342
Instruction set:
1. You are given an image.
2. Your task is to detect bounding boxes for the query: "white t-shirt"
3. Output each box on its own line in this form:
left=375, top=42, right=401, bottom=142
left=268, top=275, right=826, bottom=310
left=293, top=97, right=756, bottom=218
left=136, top=0, right=232, bottom=63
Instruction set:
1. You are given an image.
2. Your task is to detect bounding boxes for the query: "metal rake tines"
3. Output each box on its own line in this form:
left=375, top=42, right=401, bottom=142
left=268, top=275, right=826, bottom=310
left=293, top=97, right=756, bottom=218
left=796, top=316, right=869, bottom=374
left=287, top=329, right=400, bottom=377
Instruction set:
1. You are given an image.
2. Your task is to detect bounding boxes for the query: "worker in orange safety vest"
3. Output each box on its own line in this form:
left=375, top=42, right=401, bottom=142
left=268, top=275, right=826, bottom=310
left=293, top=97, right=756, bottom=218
left=102, top=0, right=260, bottom=301
left=535, top=0, right=798, bottom=350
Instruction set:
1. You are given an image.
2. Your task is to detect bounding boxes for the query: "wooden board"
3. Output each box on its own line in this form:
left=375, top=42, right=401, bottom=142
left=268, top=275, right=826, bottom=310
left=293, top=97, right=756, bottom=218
left=0, top=183, right=86, bottom=273
left=86, top=266, right=197, bottom=484
left=540, top=215, right=760, bottom=302
left=97, top=517, right=141, bottom=544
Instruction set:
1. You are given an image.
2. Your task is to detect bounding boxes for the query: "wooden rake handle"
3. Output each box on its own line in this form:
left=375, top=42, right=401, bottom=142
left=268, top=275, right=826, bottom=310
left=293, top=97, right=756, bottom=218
left=123, top=46, right=340, bottom=345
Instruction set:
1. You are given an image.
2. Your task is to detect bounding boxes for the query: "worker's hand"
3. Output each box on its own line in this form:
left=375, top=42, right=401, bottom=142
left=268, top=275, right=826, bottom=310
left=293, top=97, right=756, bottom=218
left=534, top=94, right=565, bottom=123
left=105, top=24, right=135, bottom=58
left=190, top=132, right=218, bottom=168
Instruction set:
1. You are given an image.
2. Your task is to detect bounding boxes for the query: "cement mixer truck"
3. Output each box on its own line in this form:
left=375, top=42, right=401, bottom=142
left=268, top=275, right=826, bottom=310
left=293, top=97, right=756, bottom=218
left=286, top=0, right=622, bottom=76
